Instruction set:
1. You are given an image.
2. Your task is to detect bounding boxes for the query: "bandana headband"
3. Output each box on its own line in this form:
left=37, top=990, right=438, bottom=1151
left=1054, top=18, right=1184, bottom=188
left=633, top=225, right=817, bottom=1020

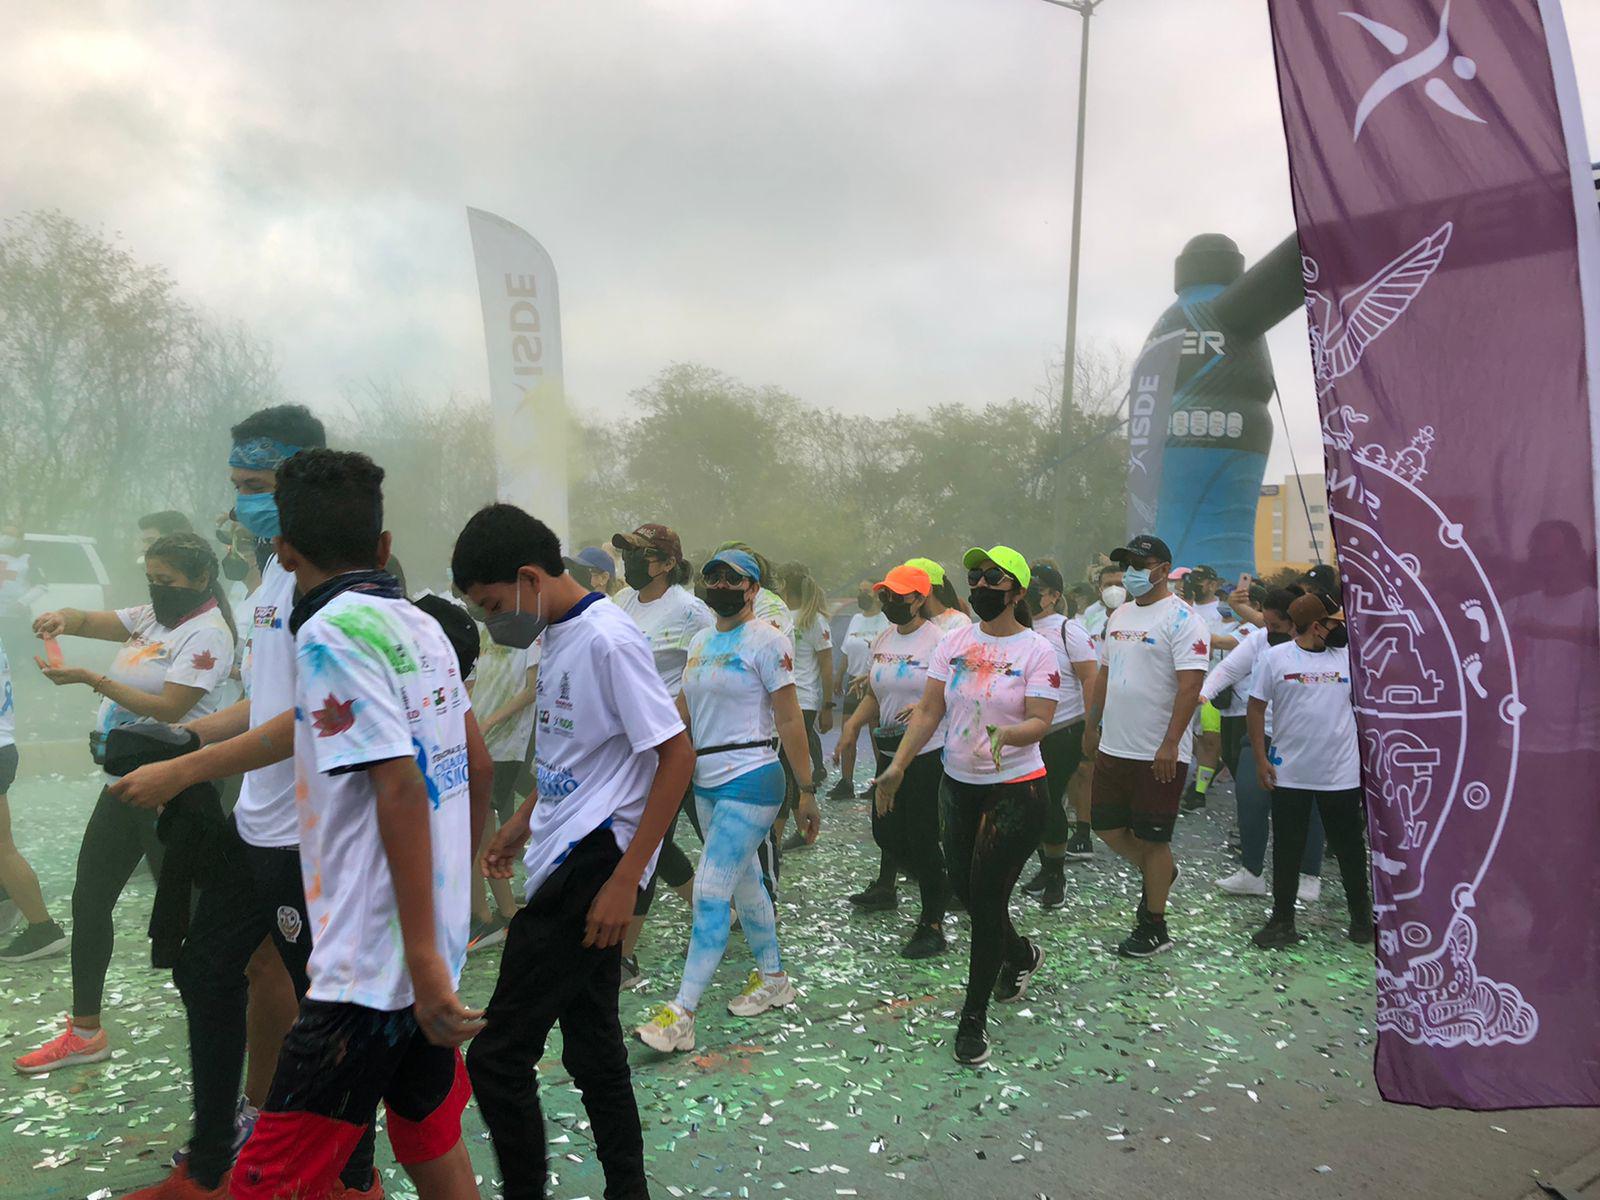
left=228, top=437, right=302, bottom=471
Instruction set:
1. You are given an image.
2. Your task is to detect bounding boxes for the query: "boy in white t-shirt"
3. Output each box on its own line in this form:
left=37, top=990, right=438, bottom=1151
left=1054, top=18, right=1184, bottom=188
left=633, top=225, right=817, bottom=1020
left=1247, top=593, right=1372, bottom=950
left=1085, top=535, right=1210, bottom=959
left=454, top=503, right=694, bottom=1200
left=227, top=450, right=488, bottom=1200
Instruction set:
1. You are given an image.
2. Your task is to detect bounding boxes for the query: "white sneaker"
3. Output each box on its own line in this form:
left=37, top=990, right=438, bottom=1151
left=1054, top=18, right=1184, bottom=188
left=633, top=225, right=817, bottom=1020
left=636, top=1002, right=696, bottom=1052
left=727, top=970, right=796, bottom=1017
left=1297, top=874, right=1322, bottom=904
left=1216, top=868, right=1268, bottom=896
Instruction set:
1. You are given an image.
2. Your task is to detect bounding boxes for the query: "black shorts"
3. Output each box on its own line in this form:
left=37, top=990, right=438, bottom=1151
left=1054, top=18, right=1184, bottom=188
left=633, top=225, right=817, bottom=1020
left=1040, top=721, right=1085, bottom=806
left=1090, top=751, right=1185, bottom=843
left=490, top=760, right=525, bottom=824
left=0, top=744, right=16, bottom=794
left=231, top=1000, right=470, bottom=1200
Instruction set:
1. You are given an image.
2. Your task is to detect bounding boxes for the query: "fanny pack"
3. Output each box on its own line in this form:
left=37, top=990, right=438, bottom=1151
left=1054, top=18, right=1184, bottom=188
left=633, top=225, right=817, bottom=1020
left=105, top=724, right=201, bottom=777
left=1213, top=685, right=1236, bottom=709
left=695, top=738, right=779, bottom=758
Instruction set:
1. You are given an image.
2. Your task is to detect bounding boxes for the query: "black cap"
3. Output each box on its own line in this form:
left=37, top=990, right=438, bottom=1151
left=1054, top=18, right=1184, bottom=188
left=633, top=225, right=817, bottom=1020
left=1190, top=564, right=1220, bottom=582
left=1029, top=562, right=1065, bottom=592
left=1109, top=534, right=1173, bottom=566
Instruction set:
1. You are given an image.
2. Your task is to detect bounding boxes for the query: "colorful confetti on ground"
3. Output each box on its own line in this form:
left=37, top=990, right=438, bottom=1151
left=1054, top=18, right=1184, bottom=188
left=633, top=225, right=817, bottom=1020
left=1, top=759, right=1592, bottom=1199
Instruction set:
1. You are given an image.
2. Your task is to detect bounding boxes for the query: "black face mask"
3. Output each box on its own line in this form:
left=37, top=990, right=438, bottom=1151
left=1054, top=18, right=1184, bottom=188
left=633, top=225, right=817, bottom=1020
left=1325, top=623, right=1349, bottom=648
left=705, top=586, right=748, bottom=618
left=880, top=596, right=915, bottom=625
left=1267, top=629, right=1292, bottom=645
left=969, top=587, right=1010, bottom=622
left=150, top=584, right=209, bottom=628
left=622, top=555, right=656, bottom=592
left=857, top=594, right=874, bottom=613
left=221, top=552, right=250, bottom=582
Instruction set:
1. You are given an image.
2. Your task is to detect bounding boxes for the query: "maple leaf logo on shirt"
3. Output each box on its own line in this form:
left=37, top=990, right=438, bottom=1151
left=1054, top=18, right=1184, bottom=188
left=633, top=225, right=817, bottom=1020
left=190, top=649, right=217, bottom=672
left=311, top=694, right=356, bottom=738
left=1191, top=639, right=1208, bottom=658
left=1048, top=670, right=1061, bottom=689
left=781, top=653, right=794, bottom=672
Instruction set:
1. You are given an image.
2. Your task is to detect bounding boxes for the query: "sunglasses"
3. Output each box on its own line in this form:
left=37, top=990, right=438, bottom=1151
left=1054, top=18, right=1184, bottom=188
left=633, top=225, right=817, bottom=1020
left=622, top=547, right=665, bottom=564
left=702, top=566, right=747, bottom=587
left=875, top=588, right=917, bottom=605
left=967, top=567, right=1014, bottom=588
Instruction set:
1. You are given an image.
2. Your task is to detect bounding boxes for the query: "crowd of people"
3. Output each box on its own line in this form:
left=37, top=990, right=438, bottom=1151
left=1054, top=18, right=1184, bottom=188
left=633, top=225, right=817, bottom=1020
left=0, top=401, right=1371, bottom=1199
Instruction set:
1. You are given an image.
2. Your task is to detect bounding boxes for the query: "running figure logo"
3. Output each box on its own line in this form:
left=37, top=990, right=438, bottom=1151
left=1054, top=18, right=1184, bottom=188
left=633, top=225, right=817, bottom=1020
left=1343, top=1, right=1486, bottom=140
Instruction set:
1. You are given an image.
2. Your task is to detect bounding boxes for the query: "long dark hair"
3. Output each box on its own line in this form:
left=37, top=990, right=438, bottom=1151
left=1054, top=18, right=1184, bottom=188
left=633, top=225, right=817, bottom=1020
left=932, top=576, right=970, bottom=617
left=146, top=532, right=235, bottom=639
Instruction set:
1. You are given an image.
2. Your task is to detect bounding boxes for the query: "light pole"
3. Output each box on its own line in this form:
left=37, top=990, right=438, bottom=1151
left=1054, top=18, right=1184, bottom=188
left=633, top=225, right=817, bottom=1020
left=1042, top=0, right=1106, bottom=557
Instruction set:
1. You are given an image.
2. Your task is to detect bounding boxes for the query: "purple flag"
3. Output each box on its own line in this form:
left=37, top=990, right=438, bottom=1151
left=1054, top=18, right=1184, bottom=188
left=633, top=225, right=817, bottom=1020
left=1269, top=0, right=1600, bottom=1108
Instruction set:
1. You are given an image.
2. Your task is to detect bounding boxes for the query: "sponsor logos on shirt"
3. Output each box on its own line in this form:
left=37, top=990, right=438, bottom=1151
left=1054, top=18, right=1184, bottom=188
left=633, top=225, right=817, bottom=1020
left=536, top=757, right=581, bottom=801
left=1282, top=670, right=1350, bottom=685
left=1106, top=629, right=1159, bottom=646
left=254, top=605, right=282, bottom=630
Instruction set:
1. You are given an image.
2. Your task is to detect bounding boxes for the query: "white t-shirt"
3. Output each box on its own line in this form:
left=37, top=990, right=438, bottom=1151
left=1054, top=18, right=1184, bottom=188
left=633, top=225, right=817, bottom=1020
left=1097, top=593, right=1211, bottom=763
left=473, top=634, right=539, bottom=762
left=682, top=618, right=795, bottom=789
left=754, top=589, right=793, bottom=637
left=1248, top=641, right=1360, bottom=791
left=787, top=610, right=833, bottom=712
left=1080, top=600, right=1111, bottom=639
left=524, top=595, right=684, bottom=899
left=1033, top=614, right=1097, bottom=727
left=1203, top=627, right=1274, bottom=735
left=0, top=636, right=14, bottom=749
left=842, top=611, right=891, bottom=685
left=1201, top=621, right=1255, bottom=718
left=98, top=603, right=235, bottom=766
left=867, top=621, right=947, bottom=754
left=929, top=624, right=1059, bottom=785
left=614, top=585, right=715, bottom=697
left=235, top=559, right=300, bottom=849
left=931, top=607, right=972, bottom=634
left=293, top=590, right=474, bottom=1011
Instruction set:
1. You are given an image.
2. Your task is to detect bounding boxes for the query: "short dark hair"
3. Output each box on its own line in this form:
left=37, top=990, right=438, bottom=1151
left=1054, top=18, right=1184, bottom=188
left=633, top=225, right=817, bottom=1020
left=276, top=449, right=385, bottom=571
left=230, top=404, right=328, bottom=451
left=1095, top=563, right=1122, bottom=583
left=139, top=510, right=193, bottom=536
left=452, top=504, right=565, bottom=590
left=1261, top=587, right=1296, bottom=621
left=413, top=594, right=479, bottom=680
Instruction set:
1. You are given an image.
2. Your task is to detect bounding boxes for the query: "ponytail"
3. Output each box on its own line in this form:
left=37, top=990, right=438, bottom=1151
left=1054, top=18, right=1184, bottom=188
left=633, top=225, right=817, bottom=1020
left=1015, top=594, right=1034, bottom=628
left=146, top=531, right=236, bottom=640
left=777, top=561, right=828, bottom=635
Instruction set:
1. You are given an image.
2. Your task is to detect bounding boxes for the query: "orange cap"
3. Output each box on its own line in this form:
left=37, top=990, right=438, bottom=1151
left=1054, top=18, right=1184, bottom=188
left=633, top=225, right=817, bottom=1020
left=873, top=565, right=932, bottom=596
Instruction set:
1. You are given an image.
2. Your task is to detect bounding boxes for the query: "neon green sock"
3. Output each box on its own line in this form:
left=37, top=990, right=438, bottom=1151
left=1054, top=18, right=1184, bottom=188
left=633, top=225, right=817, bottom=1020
left=1194, top=765, right=1216, bottom=795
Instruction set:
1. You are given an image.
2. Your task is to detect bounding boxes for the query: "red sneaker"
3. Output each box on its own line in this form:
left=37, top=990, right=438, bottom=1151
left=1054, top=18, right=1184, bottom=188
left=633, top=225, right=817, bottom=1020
left=119, top=1163, right=229, bottom=1200
left=329, top=1168, right=386, bottom=1200
left=14, top=1017, right=110, bottom=1074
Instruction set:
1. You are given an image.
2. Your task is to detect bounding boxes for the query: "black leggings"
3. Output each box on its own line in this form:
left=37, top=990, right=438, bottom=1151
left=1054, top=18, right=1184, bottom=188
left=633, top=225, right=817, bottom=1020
left=1270, top=787, right=1371, bottom=923
left=1219, top=715, right=1248, bottom=782
left=73, top=786, right=163, bottom=1017
left=634, top=787, right=699, bottom=917
left=942, top=776, right=1047, bottom=1017
left=870, top=745, right=946, bottom=925
left=1039, top=722, right=1085, bottom=844
left=802, top=710, right=824, bottom=782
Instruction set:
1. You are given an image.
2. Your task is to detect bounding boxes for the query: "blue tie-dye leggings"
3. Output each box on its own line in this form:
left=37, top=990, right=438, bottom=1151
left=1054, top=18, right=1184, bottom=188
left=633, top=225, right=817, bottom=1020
left=675, top=761, right=785, bottom=1012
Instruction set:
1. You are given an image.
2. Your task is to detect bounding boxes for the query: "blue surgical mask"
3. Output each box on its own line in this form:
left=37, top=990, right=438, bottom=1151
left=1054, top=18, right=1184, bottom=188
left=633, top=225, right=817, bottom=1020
left=486, top=581, right=545, bottom=648
left=1123, top=567, right=1154, bottom=598
left=233, top=492, right=281, bottom=540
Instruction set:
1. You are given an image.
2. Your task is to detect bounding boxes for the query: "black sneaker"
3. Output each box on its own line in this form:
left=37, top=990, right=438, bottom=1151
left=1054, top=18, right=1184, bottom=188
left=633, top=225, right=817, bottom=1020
left=1116, top=920, right=1173, bottom=959
left=900, top=923, right=947, bottom=960
left=781, top=828, right=810, bottom=853
left=993, top=938, right=1042, bottom=1003
left=827, top=779, right=854, bottom=801
left=1136, top=861, right=1180, bottom=923
left=0, top=920, right=69, bottom=963
left=1064, top=828, right=1094, bottom=860
left=954, top=1011, right=990, bottom=1066
left=1251, top=917, right=1303, bottom=950
left=1019, top=865, right=1049, bottom=896
left=1181, top=787, right=1206, bottom=811
left=848, top=883, right=898, bottom=911
left=1040, top=874, right=1066, bottom=910
left=1347, top=919, right=1376, bottom=945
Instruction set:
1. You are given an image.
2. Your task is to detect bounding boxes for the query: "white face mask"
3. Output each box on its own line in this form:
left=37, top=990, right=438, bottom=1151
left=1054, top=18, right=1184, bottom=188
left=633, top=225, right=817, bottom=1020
left=1101, top=585, right=1127, bottom=609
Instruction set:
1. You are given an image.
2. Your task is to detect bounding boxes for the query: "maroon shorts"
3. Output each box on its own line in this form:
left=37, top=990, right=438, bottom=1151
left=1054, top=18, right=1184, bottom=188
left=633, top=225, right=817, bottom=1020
left=1090, top=751, right=1185, bottom=843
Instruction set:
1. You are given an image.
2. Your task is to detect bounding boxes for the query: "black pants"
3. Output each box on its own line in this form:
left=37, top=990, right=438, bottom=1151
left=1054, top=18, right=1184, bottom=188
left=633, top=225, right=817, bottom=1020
left=635, top=785, right=698, bottom=917
left=942, top=777, right=1047, bottom=1017
left=490, top=759, right=525, bottom=824
left=1219, top=715, right=1248, bottom=782
left=1039, top=722, right=1086, bottom=845
left=801, top=709, right=824, bottom=782
left=467, top=830, right=647, bottom=1200
left=72, top=785, right=163, bottom=1017
left=173, top=818, right=376, bottom=1190
left=1270, top=787, right=1371, bottom=924
left=870, top=745, right=946, bottom=925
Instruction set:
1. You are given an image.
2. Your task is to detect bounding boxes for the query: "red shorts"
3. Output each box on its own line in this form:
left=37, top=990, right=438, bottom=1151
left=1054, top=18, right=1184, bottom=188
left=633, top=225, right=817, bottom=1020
left=1090, top=751, right=1185, bottom=843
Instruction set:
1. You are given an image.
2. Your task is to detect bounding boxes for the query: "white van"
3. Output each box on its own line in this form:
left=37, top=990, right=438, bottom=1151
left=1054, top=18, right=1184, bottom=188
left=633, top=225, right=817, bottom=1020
left=24, top=534, right=111, bottom=617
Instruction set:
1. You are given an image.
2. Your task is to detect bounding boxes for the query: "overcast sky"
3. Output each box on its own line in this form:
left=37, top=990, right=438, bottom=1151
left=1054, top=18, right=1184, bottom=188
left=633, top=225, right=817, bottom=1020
left=7, top=0, right=1600, bottom=482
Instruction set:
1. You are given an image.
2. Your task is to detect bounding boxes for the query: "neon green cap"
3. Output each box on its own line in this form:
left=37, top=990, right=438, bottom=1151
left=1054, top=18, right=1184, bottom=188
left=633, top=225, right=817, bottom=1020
left=903, top=557, right=945, bottom=587
left=962, top=546, right=1031, bottom=590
